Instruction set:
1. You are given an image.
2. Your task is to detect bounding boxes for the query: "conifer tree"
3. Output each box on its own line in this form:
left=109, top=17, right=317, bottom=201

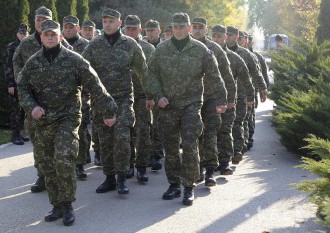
left=77, top=0, right=89, bottom=21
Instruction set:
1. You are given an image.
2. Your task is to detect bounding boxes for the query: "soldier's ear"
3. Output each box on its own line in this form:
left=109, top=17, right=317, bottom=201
left=118, top=19, right=122, bottom=27
left=59, top=34, right=63, bottom=42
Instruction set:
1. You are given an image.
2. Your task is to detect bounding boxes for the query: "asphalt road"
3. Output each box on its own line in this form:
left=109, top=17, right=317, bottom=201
left=0, top=99, right=328, bottom=233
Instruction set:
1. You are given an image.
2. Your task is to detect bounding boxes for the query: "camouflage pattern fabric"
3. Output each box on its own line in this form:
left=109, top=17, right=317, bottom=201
left=147, top=36, right=226, bottom=187
left=17, top=46, right=117, bottom=205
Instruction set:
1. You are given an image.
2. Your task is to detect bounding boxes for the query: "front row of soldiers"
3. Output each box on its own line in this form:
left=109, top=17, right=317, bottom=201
left=12, top=5, right=268, bottom=226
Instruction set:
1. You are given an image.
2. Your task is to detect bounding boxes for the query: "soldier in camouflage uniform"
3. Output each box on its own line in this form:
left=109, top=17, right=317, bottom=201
left=81, top=20, right=96, bottom=41
left=147, top=13, right=226, bottom=206
left=82, top=9, right=148, bottom=195
left=143, top=19, right=164, bottom=171
left=3, top=23, right=29, bottom=145
left=17, top=19, right=117, bottom=226
left=211, top=25, right=255, bottom=174
left=247, top=34, right=270, bottom=149
left=124, top=15, right=155, bottom=183
left=191, top=17, right=233, bottom=186
left=163, top=25, right=173, bottom=40
left=63, top=15, right=91, bottom=180
left=226, top=26, right=268, bottom=164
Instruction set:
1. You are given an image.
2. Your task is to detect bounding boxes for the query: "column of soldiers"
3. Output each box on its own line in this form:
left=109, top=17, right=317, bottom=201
left=6, top=5, right=269, bottom=226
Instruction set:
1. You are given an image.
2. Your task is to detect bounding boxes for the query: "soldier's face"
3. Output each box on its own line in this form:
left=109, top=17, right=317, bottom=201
left=17, top=32, right=28, bottom=41
left=35, top=16, right=49, bottom=33
left=164, top=30, right=173, bottom=40
left=173, top=25, right=191, bottom=40
left=63, top=23, right=80, bottom=39
left=212, top=33, right=226, bottom=46
left=226, top=34, right=239, bottom=46
left=81, top=27, right=95, bottom=40
left=238, top=36, right=246, bottom=47
left=103, top=17, right=122, bottom=35
left=124, top=26, right=142, bottom=39
left=41, top=30, right=62, bottom=49
left=191, top=23, right=207, bottom=39
left=145, top=28, right=161, bottom=42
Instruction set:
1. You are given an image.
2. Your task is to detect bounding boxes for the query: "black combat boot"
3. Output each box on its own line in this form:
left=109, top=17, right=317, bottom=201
left=94, top=150, right=101, bottom=166
left=136, top=167, right=148, bottom=183
left=45, top=205, right=63, bottom=222
left=218, top=162, right=234, bottom=175
left=151, top=158, right=162, bottom=171
left=196, top=167, right=205, bottom=183
left=117, top=175, right=129, bottom=194
left=20, top=134, right=30, bottom=142
left=126, top=164, right=134, bottom=179
left=76, top=164, right=87, bottom=180
left=162, top=184, right=181, bottom=200
left=11, top=130, right=24, bottom=145
left=232, top=152, right=243, bottom=164
left=96, top=175, right=117, bottom=193
left=31, top=175, right=46, bottom=193
left=182, top=187, right=194, bottom=206
left=205, top=167, right=217, bottom=187
left=62, top=203, right=75, bottom=226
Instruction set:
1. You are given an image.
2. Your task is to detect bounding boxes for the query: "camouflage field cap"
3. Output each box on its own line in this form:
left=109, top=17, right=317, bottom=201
left=171, top=12, right=190, bottom=26
left=211, top=25, right=226, bottom=34
left=125, top=15, right=141, bottom=27
left=192, top=17, right=207, bottom=25
left=18, top=23, right=29, bottom=33
left=35, top=6, right=52, bottom=19
left=145, top=20, right=160, bottom=29
left=164, top=24, right=173, bottom=32
left=102, top=8, right=121, bottom=19
left=82, top=20, right=96, bottom=28
left=226, top=26, right=239, bottom=35
left=41, top=20, right=60, bottom=33
left=63, top=15, right=79, bottom=26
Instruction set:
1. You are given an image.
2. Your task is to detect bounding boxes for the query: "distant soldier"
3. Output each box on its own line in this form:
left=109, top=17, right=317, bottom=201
left=3, top=23, right=29, bottom=145
left=275, top=34, right=283, bottom=49
left=147, top=13, right=226, bottom=206
left=82, top=8, right=147, bottom=195
left=124, top=15, right=155, bottom=182
left=163, top=25, right=173, bottom=40
left=226, top=26, right=268, bottom=163
left=17, top=19, right=117, bottom=226
left=211, top=25, right=255, bottom=174
left=191, top=17, right=234, bottom=185
left=144, top=19, right=164, bottom=171
left=81, top=20, right=96, bottom=41
left=62, top=15, right=90, bottom=180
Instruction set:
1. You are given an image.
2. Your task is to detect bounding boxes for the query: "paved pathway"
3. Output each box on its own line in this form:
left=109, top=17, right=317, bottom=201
left=0, top=99, right=327, bottom=233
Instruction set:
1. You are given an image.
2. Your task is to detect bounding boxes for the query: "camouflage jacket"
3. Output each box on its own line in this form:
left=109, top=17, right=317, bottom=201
left=17, top=46, right=117, bottom=126
left=223, top=46, right=255, bottom=102
left=203, top=38, right=236, bottom=103
left=253, top=51, right=270, bottom=88
left=133, top=38, right=155, bottom=100
left=70, top=36, right=89, bottom=55
left=13, top=32, right=72, bottom=80
left=82, top=31, right=148, bottom=101
left=147, top=35, right=227, bottom=108
left=3, top=39, right=20, bottom=91
left=228, top=44, right=267, bottom=92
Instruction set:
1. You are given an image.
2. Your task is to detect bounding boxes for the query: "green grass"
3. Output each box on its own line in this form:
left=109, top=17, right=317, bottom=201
left=0, top=129, right=11, bottom=145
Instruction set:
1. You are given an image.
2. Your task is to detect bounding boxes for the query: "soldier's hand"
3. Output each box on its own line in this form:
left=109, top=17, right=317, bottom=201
left=158, top=97, right=169, bottom=108
left=104, top=117, right=116, bottom=127
left=31, top=106, right=45, bottom=120
left=227, top=102, right=236, bottom=109
left=8, top=87, right=15, bottom=95
left=260, top=89, right=268, bottom=103
left=146, top=100, right=155, bottom=110
left=246, top=101, right=254, bottom=108
left=216, top=105, right=227, bottom=113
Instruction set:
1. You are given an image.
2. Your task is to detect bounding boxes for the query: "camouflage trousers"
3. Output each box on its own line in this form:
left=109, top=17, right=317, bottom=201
left=34, top=117, right=80, bottom=206
left=243, top=106, right=253, bottom=150
left=199, top=99, right=221, bottom=168
left=76, top=120, right=90, bottom=165
left=9, top=94, right=24, bottom=131
left=96, top=98, right=135, bottom=176
left=248, top=93, right=259, bottom=142
left=218, top=107, right=236, bottom=163
left=150, top=107, right=164, bottom=160
left=25, top=116, right=44, bottom=178
left=129, top=98, right=152, bottom=168
left=91, top=116, right=100, bottom=153
left=232, top=98, right=247, bottom=155
left=159, top=103, right=203, bottom=187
